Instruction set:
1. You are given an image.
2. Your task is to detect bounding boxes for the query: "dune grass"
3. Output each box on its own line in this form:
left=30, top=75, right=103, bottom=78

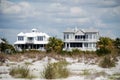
left=41, top=60, right=69, bottom=79
left=80, top=69, right=91, bottom=76
left=9, top=65, right=35, bottom=79
left=99, top=56, right=116, bottom=68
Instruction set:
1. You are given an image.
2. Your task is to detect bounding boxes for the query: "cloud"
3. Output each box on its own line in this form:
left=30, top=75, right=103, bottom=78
left=70, top=7, right=87, bottom=16
left=0, top=0, right=120, bottom=44
left=0, top=0, right=38, bottom=18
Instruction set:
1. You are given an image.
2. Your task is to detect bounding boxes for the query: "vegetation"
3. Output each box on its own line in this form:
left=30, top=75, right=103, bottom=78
left=96, top=37, right=114, bottom=56
left=99, top=56, right=116, bottom=68
left=109, top=73, right=120, bottom=80
left=96, top=47, right=111, bottom=56
left=0, top=53, right=6, bottom=64
left=41, top=61, right=69, bottom=79
left=114, top=38, right=120, bottom=49
left=9, top=66, right=35, bottom=79
left=0, top=38, right=15, bottom=54
left=46, top=37, right=63, bottom=53
left=80, top=69, right=91, bottom=76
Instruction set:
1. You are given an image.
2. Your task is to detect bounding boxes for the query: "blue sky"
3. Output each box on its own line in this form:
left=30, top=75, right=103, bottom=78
left=0, top=0, right=120, bottom=44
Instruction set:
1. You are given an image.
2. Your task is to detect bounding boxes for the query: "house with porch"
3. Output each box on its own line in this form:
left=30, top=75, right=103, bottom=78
left=63, top=28, right=99, bottom=51
left=14, top=28, right=50, bottom=51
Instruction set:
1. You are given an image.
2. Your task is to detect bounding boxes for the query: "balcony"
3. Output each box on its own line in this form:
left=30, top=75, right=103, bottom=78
left=26, top=37, right=34, bottom=44
left=26, top=40, right=34, bottom=44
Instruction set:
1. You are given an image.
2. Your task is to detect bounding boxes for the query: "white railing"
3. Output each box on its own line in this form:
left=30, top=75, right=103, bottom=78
left=26, top=40, right=34, bottom=43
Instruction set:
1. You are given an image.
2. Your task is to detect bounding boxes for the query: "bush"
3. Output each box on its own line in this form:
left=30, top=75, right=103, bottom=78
left=41, top=61, right=69, bottom=79
left=9, top=66, right=34, bottom=78
left=61, top=50, right=72, bottom=55
left=96, top=47, right=111, bottom=56
left=0, top=43, right=15, bottom=54
left=0, top=53, right=6, bottom=63
left=99, top=56, right=116, bottom=68
left=72, top=49, right=82, bottom=54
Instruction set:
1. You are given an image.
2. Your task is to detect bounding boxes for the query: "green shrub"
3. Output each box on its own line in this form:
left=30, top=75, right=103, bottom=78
left=9, top=66, right=34, bottom=78
left=41, top=61, right=69, bottom=79
left=96, top=47, right=111, bottom=56
left=0, top=53, right=6, bottom=63
left=61, top=50, right=72, bottom=55
left=99, top=56, right=116, bottom=68
left=72, top=49, right=82, bottom=54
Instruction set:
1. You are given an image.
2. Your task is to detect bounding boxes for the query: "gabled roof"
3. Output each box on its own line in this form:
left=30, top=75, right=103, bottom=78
left=63, top=28, right=98, bottom=34
left=75, top=29, right=85, bottom=35
left=18, top=32, right=24, bottom=36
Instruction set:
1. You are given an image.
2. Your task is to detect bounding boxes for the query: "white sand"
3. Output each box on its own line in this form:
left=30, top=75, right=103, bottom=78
left=0, top=56, right=120, bottom=80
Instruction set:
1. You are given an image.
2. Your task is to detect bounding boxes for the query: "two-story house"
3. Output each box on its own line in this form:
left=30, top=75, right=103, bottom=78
left=14, top=29, right=50, bottom=51
left=63, top=28, right=99, bottom=51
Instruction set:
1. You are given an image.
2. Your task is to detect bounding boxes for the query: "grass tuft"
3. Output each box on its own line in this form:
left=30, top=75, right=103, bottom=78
left=80, top=69, right=91, bottom=76
left=41, top=60, right=69, bottom=79
left=9, top=65, right=35, bottom=79
left=99, top=56, right=116, bottom=68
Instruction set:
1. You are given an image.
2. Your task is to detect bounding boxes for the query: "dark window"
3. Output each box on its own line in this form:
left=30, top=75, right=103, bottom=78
left=70, top=43, right=82, bottom=47
left=84, top=43, right=88, bottom=47
left=18, top=36, right=24, bottom=41
left=75, top=35, right=85, bottom=40
left=67, top=34, right=69, bottom=39
left=28, top=37, right=33, bottom=41
left=37, top=36, right=43, bottom=41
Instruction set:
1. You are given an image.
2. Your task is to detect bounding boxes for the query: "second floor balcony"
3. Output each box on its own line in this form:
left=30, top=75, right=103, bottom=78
left=26, top=37, right=34, bottom=44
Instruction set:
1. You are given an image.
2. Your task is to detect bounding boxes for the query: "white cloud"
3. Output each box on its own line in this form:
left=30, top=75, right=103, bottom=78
left=0, top=0, right=38, bottom=18
left=1, top=0, right=21, bottom=14
left=70, top=7, right=84, bottom=15
left=0, top=0, right=120, bottom=43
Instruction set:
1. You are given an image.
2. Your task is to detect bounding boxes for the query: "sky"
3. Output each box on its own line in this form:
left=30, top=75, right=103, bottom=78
left=0, top=0, right=120, bottom=44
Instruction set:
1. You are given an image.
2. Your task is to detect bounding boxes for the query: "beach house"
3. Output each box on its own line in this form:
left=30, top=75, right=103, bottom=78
left=14, top=29, right=50, bottom=51
left=63, top=28, right=99, bottom=51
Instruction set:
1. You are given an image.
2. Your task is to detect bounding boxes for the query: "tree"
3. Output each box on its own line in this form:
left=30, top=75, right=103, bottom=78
left=46, top=37, right=63, bottom=53
left=114, top=38, right=120, bottom=49
left=97, top=37, right=113, bottom=48
left=0, top=38, right=15, bottom=53
left=1, top=38, right=8, bottom=43
left=96, top=37, right=113, bottom=56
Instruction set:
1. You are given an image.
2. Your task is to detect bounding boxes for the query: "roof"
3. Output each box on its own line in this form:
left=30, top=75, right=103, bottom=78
left=18, top=32, right=24, bottom=36
left=63, top=28, right=98, bottom=34
left=84, top=29, right=98, bottom=33
left=63, top=28, right=75, bottom=33
left=17, top=29, right=50, bottom=38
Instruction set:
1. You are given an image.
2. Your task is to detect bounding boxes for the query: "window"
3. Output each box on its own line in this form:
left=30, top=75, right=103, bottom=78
left=28, top=37, right=33, bottom=41
left=85, top=35, right=88, bottom=39
left=18, top=36, right=24, bottom=41
left=66, top=34, right=69, bottom=39
left=75, top=35, right=85, bottom=40
left=37, top=36, right=43, bottom=41
left=84, top=43, right=88, bottom=47
left=70, top=43, right=82, bottom=47
left=93, top=34, right=96, bottom=39
left=93, top=43, right=96, bottom=48
left=88, top=43, right=92, bottom=48
left=87, top=34, right=92, bottom=39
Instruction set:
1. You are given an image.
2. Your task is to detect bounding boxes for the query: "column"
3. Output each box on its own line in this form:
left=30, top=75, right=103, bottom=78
left=82, top=43, right=84, bottom=50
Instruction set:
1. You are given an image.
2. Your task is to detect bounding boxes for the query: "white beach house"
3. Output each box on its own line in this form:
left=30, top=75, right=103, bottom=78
left=14, top=29, right=50, bottom=51
left=63, top=28, right=99, bottom=51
